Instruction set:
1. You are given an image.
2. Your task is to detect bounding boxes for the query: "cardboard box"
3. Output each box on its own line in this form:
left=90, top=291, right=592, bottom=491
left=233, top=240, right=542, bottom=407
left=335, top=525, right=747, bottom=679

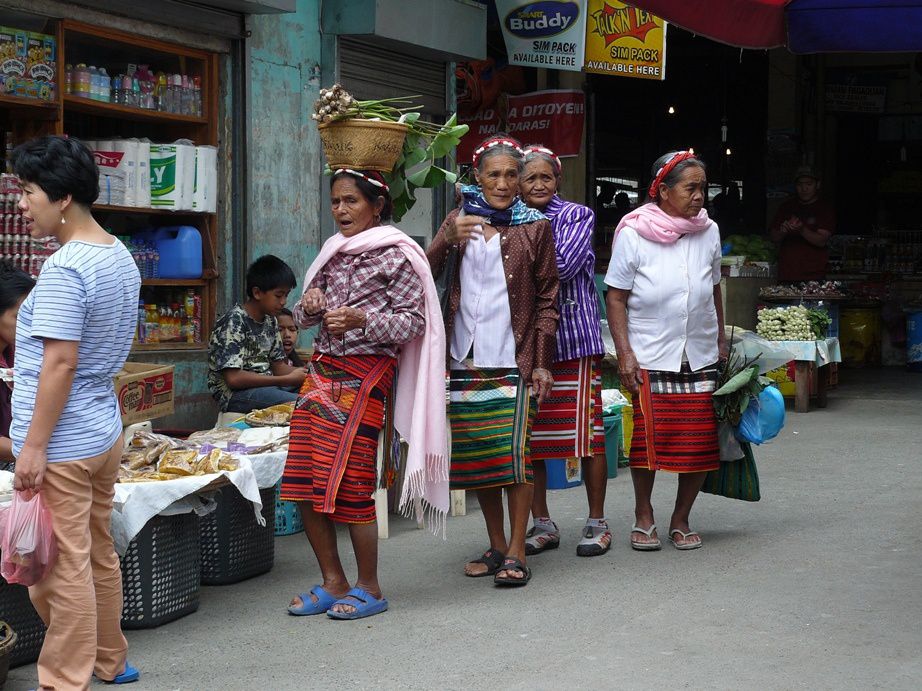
left=0, top=26, right=27, bottom=78
left=114, top=363, right=174, bottom=425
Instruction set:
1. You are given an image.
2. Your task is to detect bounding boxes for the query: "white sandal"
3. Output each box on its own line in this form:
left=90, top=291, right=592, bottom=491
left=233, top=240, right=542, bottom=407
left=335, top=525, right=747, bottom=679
left=630, top=523, right=662, bottom=551
left=525, top=522, right=560, bottom=555
left=668, top=529, right=702, bottom=551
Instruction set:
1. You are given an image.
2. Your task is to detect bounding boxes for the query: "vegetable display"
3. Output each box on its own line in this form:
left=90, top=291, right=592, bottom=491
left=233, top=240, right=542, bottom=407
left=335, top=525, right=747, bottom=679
left=756, top=305, right=830, bottom=340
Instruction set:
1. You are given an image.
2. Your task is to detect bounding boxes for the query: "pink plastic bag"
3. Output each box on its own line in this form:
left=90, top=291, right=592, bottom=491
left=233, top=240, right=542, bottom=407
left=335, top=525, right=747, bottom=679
left=0, top=491, right=57, bottom=586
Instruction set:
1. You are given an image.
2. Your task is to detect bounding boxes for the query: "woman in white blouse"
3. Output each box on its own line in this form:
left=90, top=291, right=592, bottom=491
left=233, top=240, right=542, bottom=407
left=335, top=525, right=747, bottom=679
left=604, top=151, right=727, bottom=551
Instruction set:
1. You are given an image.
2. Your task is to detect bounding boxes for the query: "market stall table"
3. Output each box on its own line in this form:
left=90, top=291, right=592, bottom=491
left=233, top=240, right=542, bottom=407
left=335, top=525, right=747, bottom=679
left=773, top=337, right=842, bottom=413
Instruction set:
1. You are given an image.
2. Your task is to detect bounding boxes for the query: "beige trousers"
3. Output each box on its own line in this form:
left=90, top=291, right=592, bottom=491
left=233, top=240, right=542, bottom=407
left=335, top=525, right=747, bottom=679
left=28, top=440, right=128, bottom=691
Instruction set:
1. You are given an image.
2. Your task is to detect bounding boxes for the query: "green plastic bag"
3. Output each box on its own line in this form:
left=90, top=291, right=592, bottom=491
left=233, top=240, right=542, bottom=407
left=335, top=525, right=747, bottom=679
left=701, top=442, right=760, bottom=502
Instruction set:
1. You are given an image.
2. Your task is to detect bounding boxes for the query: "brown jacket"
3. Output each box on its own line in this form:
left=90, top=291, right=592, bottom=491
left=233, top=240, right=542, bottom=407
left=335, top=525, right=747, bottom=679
left=428, top=208, right=559, bottom=383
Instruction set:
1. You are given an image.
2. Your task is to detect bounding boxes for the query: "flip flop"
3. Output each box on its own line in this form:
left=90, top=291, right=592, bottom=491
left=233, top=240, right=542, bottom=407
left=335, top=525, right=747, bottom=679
left=465, top=548, right=505, bottom=577
left=326, top=587, right=389, bottom=620
left=96, top=662, right=140, bottom=684
left=630, top=523, right=662, bottom=551
left=288, top=585, right=339, bottom=616
left=668, top=529, right=702, bottom=551
left=493, top=557, right=531, bottom=587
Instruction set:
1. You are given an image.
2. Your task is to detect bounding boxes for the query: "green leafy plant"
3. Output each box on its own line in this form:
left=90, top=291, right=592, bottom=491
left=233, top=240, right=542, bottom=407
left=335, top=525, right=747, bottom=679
left=807, top=308, right=831, bottom=339
left=313, top=84, right=469, bottom=221
left=713, top=332, right=772, bottom=426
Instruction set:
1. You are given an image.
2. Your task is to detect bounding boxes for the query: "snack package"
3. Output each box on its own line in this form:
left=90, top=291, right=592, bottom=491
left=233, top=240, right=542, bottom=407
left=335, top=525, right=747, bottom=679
left=194, top=448, right=222, bottom=475
left=157, top=449, right=197, bottom=476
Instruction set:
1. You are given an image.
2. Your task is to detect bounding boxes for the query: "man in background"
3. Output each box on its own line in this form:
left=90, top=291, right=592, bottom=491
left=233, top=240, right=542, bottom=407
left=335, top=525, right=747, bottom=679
left=769, top=166, right=835, bottom=281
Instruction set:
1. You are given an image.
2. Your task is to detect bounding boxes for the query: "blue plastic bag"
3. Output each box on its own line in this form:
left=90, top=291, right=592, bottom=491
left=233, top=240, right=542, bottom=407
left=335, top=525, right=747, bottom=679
left=735, top=385, right=785, bottom=445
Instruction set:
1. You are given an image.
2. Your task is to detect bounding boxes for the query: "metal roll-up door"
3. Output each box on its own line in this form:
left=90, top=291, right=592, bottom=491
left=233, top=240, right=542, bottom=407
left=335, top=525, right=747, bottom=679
left=338, top=36, right=447, bottom=115
left=336, top=36, right=450, bottom=244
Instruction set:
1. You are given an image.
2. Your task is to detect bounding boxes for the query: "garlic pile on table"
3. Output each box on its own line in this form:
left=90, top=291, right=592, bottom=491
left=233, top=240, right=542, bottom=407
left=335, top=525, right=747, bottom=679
left=756, top=305, right=814, bottom=341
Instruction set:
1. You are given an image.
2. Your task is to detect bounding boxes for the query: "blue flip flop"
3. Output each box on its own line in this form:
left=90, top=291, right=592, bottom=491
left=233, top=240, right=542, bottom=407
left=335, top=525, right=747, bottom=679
left=288, top=585, right=338, bottom=616
left=326, top=587, right=388, bottom=620
left=95, top=662, right=140, bottom=684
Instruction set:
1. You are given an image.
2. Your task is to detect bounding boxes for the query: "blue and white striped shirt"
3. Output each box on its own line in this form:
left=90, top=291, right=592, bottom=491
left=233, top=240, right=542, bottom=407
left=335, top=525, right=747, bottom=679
left=11, top=239, right=141, bottom=462
left=543, top=195, right=605, bottom=362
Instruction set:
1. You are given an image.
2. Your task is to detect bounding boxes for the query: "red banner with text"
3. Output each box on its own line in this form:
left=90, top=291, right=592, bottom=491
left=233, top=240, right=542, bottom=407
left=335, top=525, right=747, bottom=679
left=458, top=89, right=585, bottom=164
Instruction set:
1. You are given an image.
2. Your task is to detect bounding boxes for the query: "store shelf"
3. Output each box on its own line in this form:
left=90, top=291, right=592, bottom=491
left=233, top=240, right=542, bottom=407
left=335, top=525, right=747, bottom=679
left=142, top=279, right=207, bottom=286
left=94, top=203, right=212, bottom=216
left=0, top=94, right=58, bottom=119
left=64, top=95, right=207, bottom=125
left=132, top=342, right=205, bottom=352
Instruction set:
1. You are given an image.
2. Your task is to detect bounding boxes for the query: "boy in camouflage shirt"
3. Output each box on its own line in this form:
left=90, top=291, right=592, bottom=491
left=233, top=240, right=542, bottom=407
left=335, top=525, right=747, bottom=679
left=208, top=255, right=306, bottom=412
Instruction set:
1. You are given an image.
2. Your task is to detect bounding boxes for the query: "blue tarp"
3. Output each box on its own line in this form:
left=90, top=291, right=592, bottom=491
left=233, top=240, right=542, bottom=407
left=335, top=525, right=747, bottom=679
left=787, top=0, right=922, bottom=53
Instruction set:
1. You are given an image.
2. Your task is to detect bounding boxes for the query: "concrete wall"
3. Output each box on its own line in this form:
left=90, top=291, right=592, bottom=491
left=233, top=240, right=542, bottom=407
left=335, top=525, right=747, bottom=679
left=247, top=0, right=324, bottom=279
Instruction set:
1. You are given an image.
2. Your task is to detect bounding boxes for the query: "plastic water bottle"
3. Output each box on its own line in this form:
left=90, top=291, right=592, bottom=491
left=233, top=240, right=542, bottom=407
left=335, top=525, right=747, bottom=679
left=87, top=66, right=99, bottom=100
left=75, top=64, right=90, bottom=98
left=98, top=68, right=111, bottom=102
left=170, top=74, right=182, bottom=114
left=152, top=247, right=160, bottom=278
left=192, top=76, right=202, bottom=117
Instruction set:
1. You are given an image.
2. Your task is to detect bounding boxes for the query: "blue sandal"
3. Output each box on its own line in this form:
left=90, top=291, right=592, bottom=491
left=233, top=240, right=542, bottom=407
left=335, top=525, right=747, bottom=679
left=288, top=585, right=338, bottom=616
left=95, top=662, right=140, bottom=684
left=326, top=587, right=388, bottom=620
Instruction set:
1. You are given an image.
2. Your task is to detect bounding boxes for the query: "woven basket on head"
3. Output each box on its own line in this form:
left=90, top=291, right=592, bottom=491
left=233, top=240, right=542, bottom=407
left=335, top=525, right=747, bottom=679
left=318, top=118, right=408, bottom=172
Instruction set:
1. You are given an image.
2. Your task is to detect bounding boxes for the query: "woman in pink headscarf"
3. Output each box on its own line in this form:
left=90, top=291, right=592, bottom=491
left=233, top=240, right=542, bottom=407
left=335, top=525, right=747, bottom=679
left=604, top=151, right=728, bottom=552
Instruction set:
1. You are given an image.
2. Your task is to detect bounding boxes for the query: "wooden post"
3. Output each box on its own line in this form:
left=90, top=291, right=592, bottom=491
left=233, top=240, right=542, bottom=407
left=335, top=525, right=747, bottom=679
left=794, top=361, right=811, bottom=413
left=450, top=489, right=466, bottom=516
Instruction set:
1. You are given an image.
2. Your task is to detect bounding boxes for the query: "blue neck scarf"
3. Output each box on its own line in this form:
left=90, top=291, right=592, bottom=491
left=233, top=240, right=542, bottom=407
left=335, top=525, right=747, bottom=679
left=460, top=184, right=546, bottom=227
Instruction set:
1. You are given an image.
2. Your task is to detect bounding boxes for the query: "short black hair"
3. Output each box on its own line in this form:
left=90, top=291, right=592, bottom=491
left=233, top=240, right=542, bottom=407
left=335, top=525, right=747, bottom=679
left=279, top=307, right=294, bottom=318
left=330, top=170, right=393, bottom=222
left=0, top=259, right=35, bottom=311
left=11, top=136, right=99, bottom=207
left=246, top=255, right=296, bottom=299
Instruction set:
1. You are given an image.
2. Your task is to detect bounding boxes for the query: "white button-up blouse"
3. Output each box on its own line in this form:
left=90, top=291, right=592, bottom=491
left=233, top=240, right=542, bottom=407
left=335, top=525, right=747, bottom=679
left=604, top=223, right=722, bottom=373
left=450, top=232, right=517, bottom=368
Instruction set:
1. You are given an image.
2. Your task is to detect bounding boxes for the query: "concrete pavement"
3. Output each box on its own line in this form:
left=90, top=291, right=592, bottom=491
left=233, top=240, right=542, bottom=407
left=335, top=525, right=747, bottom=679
left=7, top=368, right=921, bottom=690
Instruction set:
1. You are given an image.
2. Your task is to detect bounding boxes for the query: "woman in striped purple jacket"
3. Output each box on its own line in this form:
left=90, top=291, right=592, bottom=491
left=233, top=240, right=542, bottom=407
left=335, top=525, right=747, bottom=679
left=520, top=145, right=611, bottom=557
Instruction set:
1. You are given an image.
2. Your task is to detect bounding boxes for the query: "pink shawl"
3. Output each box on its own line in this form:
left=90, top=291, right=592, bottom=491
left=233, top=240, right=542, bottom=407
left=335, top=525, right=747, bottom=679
left=614, top=202, right=712, bottom=244
left=297, top=226, right=449, bottom=534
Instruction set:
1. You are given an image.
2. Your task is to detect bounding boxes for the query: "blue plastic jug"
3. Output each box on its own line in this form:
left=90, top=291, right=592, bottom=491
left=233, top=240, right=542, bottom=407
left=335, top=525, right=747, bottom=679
left=154, top=226, right=202, bottom=279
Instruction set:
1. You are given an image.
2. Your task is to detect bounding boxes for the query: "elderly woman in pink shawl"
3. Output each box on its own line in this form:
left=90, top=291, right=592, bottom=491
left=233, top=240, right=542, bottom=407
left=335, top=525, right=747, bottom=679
left=604, top=151, right=728, bottom=553
left=280, top=168, right=447, bottom=620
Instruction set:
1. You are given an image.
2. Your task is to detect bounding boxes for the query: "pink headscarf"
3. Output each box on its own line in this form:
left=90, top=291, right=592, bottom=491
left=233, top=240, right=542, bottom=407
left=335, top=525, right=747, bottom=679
left=614, top=202, right=712, bottom=245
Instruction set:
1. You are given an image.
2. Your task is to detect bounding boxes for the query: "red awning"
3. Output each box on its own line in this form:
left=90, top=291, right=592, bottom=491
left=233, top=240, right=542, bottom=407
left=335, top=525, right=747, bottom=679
left=629, top=0, right=791, bottom=49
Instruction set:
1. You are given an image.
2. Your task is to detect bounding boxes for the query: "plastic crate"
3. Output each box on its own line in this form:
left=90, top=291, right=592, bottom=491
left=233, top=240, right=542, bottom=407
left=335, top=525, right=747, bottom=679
left=120, top=512, right=201, bottom=630
left=274, top=482, right=303, bottom=536
left=200, top=485, right=275, bottom=585
left=0, top=576, right=45, bottom=668
left=546, top=458, right=582, bottom=489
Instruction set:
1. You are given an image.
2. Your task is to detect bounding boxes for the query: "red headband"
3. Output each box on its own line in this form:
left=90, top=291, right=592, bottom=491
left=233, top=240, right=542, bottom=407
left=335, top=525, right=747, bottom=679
left=523, top=145, right=562, bottom=174
left=647, top=151, right=697, bottom=199
left=472, top=137, right=523, bottom=168
left=334, top=168, right=389, bottom=193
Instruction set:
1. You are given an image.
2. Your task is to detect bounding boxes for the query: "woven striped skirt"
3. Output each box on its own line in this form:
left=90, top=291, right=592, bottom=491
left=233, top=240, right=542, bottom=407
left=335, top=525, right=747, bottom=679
left=530, top=355, right=605, bottom=460
left=448, top=360, right=536, bottom=490
left=629, top=363, right=720, bottom=474
left=280, top=353, right=396, bottom=524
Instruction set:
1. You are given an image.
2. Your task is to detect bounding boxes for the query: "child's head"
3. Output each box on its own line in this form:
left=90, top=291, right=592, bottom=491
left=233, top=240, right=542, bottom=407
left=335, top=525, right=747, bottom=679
left=245, top=255, right=296, bottom=317
left=278, top=307, right=298, bottom=355
left=0, top=259, right=35, bottom=348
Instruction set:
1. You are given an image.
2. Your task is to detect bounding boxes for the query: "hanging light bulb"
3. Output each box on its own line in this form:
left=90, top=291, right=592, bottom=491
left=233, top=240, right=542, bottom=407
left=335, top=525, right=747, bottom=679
left=726, top=148, right=732, bottom=156
left=689, top=147, right=695, bottom=154
left=667, top=105, right=676, bottom=115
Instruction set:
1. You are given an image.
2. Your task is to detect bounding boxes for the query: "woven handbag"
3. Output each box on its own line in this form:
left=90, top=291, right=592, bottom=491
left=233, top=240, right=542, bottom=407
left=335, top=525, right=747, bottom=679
left=701, top=442, right=761, bottom=502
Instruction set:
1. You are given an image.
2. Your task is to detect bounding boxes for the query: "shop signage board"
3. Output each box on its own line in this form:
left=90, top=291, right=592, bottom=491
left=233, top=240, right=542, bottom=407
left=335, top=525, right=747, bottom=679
left=496, top=0, right=588, bottom=72
left=583, top=0, right=667, bottom=81
left=825, top=83, right=887, bottom=114
left=458, top=89, right=586, bottom=162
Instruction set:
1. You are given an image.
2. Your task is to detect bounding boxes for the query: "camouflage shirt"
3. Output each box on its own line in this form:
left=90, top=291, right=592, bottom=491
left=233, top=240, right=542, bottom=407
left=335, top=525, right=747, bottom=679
left=208, top=304, right=285, bottom=409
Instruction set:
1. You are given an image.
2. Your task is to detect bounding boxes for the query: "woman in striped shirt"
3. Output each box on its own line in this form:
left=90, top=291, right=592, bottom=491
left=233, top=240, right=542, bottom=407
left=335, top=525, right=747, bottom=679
left=520, top=145, right=611, bottom=557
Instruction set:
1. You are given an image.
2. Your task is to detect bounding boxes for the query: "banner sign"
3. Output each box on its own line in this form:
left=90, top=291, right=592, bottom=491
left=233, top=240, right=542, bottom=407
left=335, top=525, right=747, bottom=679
left=496, top=1, right=588, bottom=72
left=583, top=1, right=667, bottom=81
left=825, top=84, right=887, bottom=113
left=458, top=89, right=586, bottom=163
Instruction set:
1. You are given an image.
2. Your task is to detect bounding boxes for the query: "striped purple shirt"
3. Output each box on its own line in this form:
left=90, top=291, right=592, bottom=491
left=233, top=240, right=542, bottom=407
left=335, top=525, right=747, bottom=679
left=543, top=195, right=605, bottom=362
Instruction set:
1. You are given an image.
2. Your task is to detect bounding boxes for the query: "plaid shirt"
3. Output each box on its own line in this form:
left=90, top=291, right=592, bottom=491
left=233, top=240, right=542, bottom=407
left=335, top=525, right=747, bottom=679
left=295, top=246, right=425, bottom=357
